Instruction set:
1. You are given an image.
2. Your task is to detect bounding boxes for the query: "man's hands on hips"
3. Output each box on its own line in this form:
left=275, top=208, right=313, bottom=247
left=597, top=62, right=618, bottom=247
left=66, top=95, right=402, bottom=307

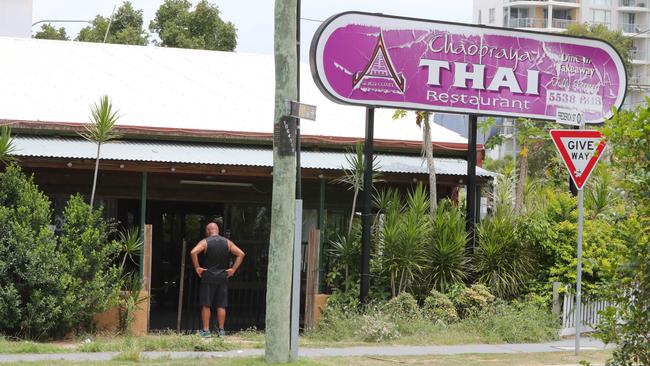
left=195, top=267, right=206, bottom=277
left=226, top=268, right=236, bottom=278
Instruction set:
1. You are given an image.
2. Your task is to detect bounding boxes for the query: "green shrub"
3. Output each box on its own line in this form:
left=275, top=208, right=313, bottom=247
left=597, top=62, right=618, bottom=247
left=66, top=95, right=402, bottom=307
left=463, top=301, right=560, bottom=343
left=383, top=292, right=421, bottom=321
left=422, top=199, right=469, bottom=293
left=475, top=207, right=534, bottom=298
left=447, top=284, right=495, bottom=318
left=375, top=186, right=429, bottom=296
left=0, top=165, right=66, bottom=338
left=309, top=292, right=362, bottom=342
left=326, top=220, right=361, bottom=292
left=58, top=194, right=122, bottom=333
left=0, top=165, right=121, bottom=339
left=422, top=290, right=458, bottom=324
left=325, top=287, right=360, bottom=314
left=596, top=214, right=649, bottom=366
left=357, top=313, right=400, bottom=342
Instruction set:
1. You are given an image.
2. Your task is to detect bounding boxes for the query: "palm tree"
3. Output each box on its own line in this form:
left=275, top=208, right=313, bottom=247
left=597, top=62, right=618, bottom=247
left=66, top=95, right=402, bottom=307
left=335, top=141, right=382, bottom=236
left=393, top=110, right=437, bottom=214
left=0, top=125, right=16, bottom=165
left=79, top=95, right=121, bottom=210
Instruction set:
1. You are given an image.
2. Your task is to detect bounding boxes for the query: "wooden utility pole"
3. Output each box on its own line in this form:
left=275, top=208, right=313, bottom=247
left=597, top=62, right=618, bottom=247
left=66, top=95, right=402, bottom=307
left=266, top=0, right=297, bottom=363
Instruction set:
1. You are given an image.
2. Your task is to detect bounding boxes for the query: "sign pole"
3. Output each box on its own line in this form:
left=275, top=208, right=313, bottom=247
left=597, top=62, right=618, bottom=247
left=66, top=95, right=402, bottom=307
left=466, top=114, right=478, bottom=252
left=575, top=182, right=584, bottom=355
left=360, top=107, right=374, bottom=305
left=574, top=121, right=585, bottom=356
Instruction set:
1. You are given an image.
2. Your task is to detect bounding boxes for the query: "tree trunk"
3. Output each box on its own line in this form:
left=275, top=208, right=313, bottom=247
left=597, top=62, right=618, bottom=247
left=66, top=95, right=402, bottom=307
left=514, top=145, right=528, bottom=214
left=89, top=142, right=102, bottom=210
left=423, top=115, right=437, bottom=215
left=266, top=0, right=297, bottom=362
left=348, top=186, right=359, bottom=236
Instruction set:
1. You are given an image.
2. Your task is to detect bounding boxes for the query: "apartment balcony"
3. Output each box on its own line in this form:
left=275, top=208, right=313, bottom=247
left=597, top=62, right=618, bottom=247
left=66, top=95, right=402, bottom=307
left=509, top=17, right=548, bottom=28
left=629, top=48, right=650, bottom=62
left=620, top=23, right=648, bottom=34
left=618, top=0, right=650, bottom=10
left=629, top=75, right=650, bottom=88
left=587, top=21, right=612, bottom=29
left=551, top=18, right=577, bottom=28
left=504, top=0, right=580, bottom=8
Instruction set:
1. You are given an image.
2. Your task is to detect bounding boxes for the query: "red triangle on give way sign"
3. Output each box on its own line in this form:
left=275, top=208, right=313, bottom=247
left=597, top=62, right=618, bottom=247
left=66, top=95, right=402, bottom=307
left=550, top=130, right=607, bottom=190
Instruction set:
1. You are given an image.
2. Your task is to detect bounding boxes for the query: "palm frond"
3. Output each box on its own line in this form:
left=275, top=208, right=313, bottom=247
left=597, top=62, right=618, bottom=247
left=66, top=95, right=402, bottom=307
left=118, top=227, right=143, bottom=269
left=79, top=95, right=121, bottom=144
left=0, top=126, right=17, bottom=165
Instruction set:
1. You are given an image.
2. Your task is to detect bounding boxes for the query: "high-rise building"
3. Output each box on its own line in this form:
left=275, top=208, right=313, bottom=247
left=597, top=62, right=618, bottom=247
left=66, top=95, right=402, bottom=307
left=0, top=0, right=33, bottom=38
left=473, top=0, right=649, bottom=109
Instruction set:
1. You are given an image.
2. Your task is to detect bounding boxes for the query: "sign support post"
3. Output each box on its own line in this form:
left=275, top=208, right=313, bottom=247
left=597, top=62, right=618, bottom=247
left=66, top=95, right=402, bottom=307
left=466, top=114, right=478, bottom=252
left=574, top=121, right=585, bottom=356
left=360, top=107, right=375, bottom=305
left=575, top=179, right=584, bottom=355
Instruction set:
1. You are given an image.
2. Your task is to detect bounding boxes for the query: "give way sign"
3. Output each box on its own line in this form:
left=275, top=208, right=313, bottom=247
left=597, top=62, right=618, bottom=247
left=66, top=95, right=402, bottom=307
left=550, top=130, right=607, bottom=190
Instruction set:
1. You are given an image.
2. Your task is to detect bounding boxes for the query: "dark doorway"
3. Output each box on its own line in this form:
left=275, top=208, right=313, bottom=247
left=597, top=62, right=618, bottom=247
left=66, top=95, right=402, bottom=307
left=142, top=200, right=271, bottom=332
left=148, top=201, right=225, bottom=331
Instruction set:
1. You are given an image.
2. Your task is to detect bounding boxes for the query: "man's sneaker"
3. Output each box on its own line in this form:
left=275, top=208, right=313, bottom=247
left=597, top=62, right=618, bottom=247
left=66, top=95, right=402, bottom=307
left=217, top=329, right=226, bottom=337
left=198, top=330, right=212, bottom=338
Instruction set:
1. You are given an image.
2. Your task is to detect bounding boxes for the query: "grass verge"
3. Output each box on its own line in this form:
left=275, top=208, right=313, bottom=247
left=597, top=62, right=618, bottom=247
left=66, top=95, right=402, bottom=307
left=0, top=331, right=260, bottom=354
left=2, top=351, right=612, bottom=365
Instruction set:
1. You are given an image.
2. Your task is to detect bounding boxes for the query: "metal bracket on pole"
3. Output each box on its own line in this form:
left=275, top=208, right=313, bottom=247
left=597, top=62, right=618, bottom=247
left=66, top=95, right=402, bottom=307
left=290, top=199, right=303, bottom=360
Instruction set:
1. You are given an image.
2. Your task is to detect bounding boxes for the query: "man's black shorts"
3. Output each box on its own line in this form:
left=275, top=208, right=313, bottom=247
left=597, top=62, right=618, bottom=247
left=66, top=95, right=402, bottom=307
left=199, top=281, right=228, bottom=308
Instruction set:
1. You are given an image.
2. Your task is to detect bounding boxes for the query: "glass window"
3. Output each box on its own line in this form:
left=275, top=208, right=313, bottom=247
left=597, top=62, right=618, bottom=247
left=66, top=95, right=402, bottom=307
left=510, top=8, right=529, bottom=18
left=229, top=205, right=271, bottom=241
left=489, top=8, right=496, bottom=24
left=591, top=9, right=611, bottom=24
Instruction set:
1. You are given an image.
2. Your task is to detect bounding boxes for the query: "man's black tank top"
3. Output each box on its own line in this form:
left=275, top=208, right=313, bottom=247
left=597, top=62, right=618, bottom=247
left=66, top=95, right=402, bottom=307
left=202, top=235, right=229, bottom=284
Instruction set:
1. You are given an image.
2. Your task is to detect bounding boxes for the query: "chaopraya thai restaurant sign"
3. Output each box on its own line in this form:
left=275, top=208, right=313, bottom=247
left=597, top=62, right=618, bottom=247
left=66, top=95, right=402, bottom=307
left=310, top=12, right=627, bottom=123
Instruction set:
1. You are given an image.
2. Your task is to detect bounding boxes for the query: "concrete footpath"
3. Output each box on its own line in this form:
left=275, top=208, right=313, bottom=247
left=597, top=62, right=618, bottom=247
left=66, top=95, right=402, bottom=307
left=0, top=339, right=611, bottom=363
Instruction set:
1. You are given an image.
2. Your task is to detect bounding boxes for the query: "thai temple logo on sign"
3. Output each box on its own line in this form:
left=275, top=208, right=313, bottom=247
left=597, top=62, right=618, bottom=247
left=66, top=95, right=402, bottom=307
left=550, top=130, right=607, bottom=190
left=310, top=12, right=627, bottom=123
left=352, top=33, right=405, bottom=94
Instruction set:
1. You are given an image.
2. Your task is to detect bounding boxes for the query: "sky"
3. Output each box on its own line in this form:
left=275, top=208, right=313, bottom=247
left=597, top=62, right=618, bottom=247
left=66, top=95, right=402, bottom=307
left=32, top=0, right=473, bottom=60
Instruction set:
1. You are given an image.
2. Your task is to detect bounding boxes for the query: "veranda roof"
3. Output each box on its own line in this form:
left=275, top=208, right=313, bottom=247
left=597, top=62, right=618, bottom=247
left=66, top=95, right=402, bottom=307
left=11, top=136, right=496, bottom=178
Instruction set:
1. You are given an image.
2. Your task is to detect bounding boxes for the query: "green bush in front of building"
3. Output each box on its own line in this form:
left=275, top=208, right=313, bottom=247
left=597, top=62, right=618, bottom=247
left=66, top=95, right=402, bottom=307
left=0, top=165, right=121, bottom=339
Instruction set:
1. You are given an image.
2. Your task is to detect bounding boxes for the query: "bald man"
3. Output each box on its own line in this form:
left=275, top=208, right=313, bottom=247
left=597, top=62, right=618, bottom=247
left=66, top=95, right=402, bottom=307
left=191, top=222, right=245, bottom=338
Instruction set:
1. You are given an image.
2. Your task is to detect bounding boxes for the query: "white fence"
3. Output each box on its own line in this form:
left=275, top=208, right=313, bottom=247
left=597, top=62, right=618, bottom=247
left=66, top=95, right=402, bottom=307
left=560, top=292, right=612, bottom=337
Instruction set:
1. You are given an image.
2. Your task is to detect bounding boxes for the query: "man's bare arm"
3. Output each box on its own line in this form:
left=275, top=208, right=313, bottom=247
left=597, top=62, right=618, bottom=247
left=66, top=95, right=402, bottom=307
left=226, top=241, right=245, bottom=278
left=190, top=240, right=207, bottom=277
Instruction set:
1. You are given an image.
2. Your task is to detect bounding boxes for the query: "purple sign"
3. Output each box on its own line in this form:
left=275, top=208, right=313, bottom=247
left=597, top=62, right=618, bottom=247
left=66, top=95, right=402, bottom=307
left=310, top=12, right=627, bottom=123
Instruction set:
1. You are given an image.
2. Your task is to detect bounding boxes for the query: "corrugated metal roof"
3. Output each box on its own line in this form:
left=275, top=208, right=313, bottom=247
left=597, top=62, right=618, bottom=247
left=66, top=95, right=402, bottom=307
left=12, top=136, right=496, bottom=177
left=0, top=37, right=467, bottom=146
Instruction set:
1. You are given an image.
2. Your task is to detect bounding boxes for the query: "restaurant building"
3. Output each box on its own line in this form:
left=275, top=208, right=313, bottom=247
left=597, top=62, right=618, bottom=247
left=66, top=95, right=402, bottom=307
left=0, top=37, right=495, bottom=331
